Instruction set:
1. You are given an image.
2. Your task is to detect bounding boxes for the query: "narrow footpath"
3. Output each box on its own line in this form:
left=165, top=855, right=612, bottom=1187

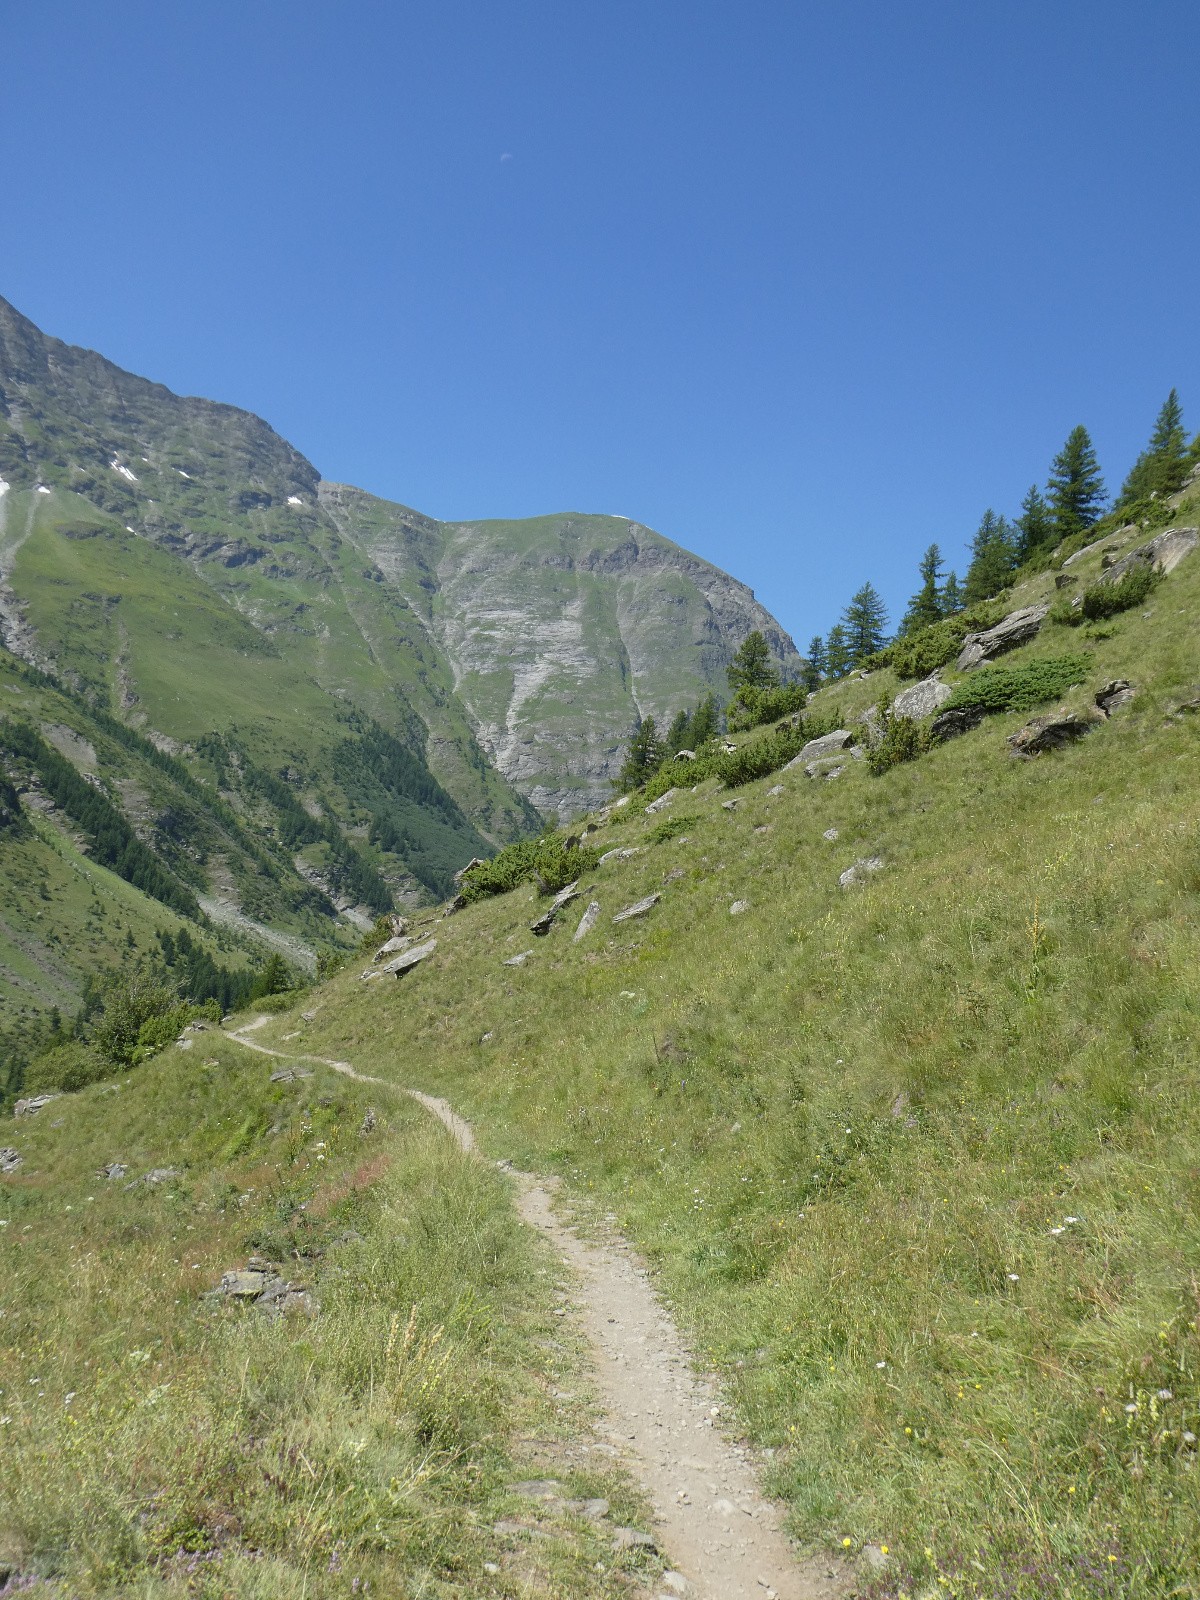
left=225, top=1017, right=847, bottom=1600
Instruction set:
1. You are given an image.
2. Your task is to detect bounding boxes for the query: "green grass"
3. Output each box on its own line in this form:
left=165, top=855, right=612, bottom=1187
left=0, top=1042, right=661, bottom=1597
left=245, top=500, right=1200, bottom=1597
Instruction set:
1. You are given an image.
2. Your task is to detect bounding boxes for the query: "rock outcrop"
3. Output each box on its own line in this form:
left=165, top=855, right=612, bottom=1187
left=892, top=674, right=953, bottom=720
left=1102, top=526, right=1198, bottom=584
left=956, top=605, right=1049, bottom=671
left=613, top=893, right=661, bottom=925
left=1008, top=713, right=1100, bottom=756
left=531, top=883, right=580, bottom=935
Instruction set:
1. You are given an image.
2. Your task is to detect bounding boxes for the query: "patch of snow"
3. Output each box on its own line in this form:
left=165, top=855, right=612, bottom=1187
left=35, top=485, right=51, bottom=495
left=177, top=469, right=191, bottom=479
left=109, top=460, right=139, bottom=484
left=125, top=525, right=136, bottom=534
left=286, top=495, right=304, bottom=506
left=140, top=456, right=150, bottom=463
left=0, top=479, right=8, bottom=496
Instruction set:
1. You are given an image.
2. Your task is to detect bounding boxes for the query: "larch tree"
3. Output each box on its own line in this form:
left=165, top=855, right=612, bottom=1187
left=841, top=583, right=889, bottom=665
left=1118, top=390, right=1190, bottom=507
left=899, top=544, right=945, bottom=635
left=963, top=509, right=1017, bottom=604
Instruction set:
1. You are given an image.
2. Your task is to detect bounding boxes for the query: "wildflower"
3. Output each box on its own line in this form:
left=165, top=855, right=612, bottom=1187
left=842, top=1537, right=852, bottom=1548
left=876, top=1361, right=886, bottom=1369
left=1157, top=1389, right=1173, bottom=1401
left=1007, top=1273, right=1019, bottom=1281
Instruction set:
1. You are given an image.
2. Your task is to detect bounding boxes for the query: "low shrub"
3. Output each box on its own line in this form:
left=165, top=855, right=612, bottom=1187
left=649, top=813, right=700, bottom=844
left=458, top=834, right=600, bottom=904
left=942, top=655, right=1091, bottom=717
left=1052, top=563, right=1160, bottom=626
left=866, top=714, right=932, bottom=776
left=22, top=1040, right=110, bottom=1095
left=726, top=682, right=808, bottom=733
left=874, top=603, right=1008, bottom=681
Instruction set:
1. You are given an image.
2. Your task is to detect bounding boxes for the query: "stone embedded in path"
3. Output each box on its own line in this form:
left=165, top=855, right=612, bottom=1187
left=531, top=882, right=581, bottom=936
left=1008, top=713, right=1100, bottom=757
left=376, top=937, right=438, bottom=974
left=0, top=1147, right=21, bottom=1174
left=892, top=672, right=953, bottom=720
left=613, top=1527, right=660, bottom=1553
left=613, top=892, right=661, bottom=925
left=645, top=787, right=679, bottom=815
left=839, top=856, right=884, bottom=889
left=573, top=901, right=601, bottom=942
left=956, top=603, right=1049, bottom=671
left=783, top=729, right=853, bottom=771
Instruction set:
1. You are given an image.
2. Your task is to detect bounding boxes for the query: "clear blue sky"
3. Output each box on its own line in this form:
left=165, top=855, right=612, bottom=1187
left=4, top=1, right=1198, bottom=647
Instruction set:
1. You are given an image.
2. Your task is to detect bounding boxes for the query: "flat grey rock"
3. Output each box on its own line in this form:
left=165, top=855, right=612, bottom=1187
left=957, top=603, right=1049, bottom=671
left=1102, top=525, right=1198, bottom=584
left=502, top=950, right=535, bottom=966
left=531, top=882, right=580, bottom=935
left=373, top=934, right=413, bottom=961
left=729, top=900, right=750, bottom=915
left=613, top=893, right=661, bottom=924
left=573, top=901, right=601, bottom=942
left=377, top=937, right=437, bottom=974
left=892, top=673, right=953, bottom=720
left=13, top=1094, right=57, bottom=1119
left=645, top=787, right=679, bottom=815
left=598, top=846, right=640, bottom=866
left=784, top=729, right=853, bottom=770
left=839, top=856, right=884, bottom=889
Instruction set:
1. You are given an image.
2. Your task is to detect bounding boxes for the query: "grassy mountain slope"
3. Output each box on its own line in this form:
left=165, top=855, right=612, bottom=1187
left=228, top=486, right=1200, bottom=1594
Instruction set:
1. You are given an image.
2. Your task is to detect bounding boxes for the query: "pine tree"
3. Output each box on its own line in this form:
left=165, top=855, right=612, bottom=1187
left=1014, top=484, right=1054, bottom=563
left=1047, top=425, right=1106, bottom=540
left=616, top=716, right=663, bottom=791
left=824, top=624, right=852, bottom=681
left=664, top=709, right=692, bottom=754
left=1118, top=390, right=1189, bottom=507
left=963, top=509, right=1017, bottom=604
left=940, top=571, right=964, bottom=614
left=727, top=631, right=779, bottom=695
left=899, top=544, right=945, bottom=635
left=803, top=634, right=826, bottom=690
left=689, top=692, right=720, bottom=747
left=841, top=583, right=889, bottom=665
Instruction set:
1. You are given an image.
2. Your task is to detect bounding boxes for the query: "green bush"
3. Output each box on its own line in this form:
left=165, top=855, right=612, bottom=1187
left=22, top=1040, right=110, bottom=1095
left=715, top=722, right=812, bottom=786
left=876, top=603, right=1008, bottom=681
left=942, top=656, right=1091, bottom=717
left=650, top=813, right=700, bottom=844
left=459, top=834, right=600, bottom=904
left=1057, top=563, right=1161, bottom=624
left=866, top=715, right=932, bottom=776
left=726, top=681, right=808, bottom=733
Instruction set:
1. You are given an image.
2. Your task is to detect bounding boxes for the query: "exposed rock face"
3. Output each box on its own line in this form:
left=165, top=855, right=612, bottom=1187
left=573, top=901, right=601, bottom=942
left=0, top=1147, right=21, bottom=1174
left=957, top=604, right=1049, bottom=671
left=1008, top=714, right=1100, bottom=756
left=783, top=730, right=853, bottom=771
left=1096, top=680, right=1135, bottom=715
left=613, top=893, right=661, bottom=924
left=931, top=706, right=986, bottom=741
left=531, top=882, right=580, bottom=935
left=341, top=502, right=802, bottom=818
left=14, top=1094, right=57, bottom=1118
left=892, top=674, right=953, bottom=720
left=372, top=937, right=437, bottom=975
left=1102, top=526, right=1198, bottom=584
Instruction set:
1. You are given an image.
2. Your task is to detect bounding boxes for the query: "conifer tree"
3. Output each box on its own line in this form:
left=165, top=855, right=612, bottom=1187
left=963, top=509, right=1017, bottom=604
left=841, top=583, right=889, bottom=665
left=689, top=692, right=720, bottom=747
left=940, top=571, right=964, bottom=614
left=616, top=716, right=663, bottom=790
left=1118, top=390, right=1190, bottom=507
left=1047, top=425, right=1106, bottom=540
left=803, top=634, right=826, bottom=690
left=824, top=624, right=852, bottom=681
left=664, top=708, right=692, bottom=754
left=727, top=631, right=779, bottom=695
left=899, top=544, right=945, bottom=635
left=1015, top=484, right=1054, bottom=563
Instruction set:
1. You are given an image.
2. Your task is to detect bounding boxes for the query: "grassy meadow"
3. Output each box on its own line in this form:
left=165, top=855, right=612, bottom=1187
left=252, top=510, right=1200, bottom=1598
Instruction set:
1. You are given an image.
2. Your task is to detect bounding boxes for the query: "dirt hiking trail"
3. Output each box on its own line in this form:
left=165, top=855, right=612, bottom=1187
left=226, top=1017, right=848, bottom=1600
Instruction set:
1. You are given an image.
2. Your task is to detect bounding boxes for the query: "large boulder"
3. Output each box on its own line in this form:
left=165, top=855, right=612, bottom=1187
left=1008, top=713, right=1100, bottom=757
left=644, top=788, right=678, bottom=815
left=1096, top=680, right=1135, bottom=716
left=783, top=729, right=853, bottom=771
left=13, top=1094, right=57, bottom=1119
left=956, top=604, right=1049, bottom=671
left=930, top=705, right=985, bottom=742
left=376, top=937, right=437, bottom=974
left=1102, top=526, right=1198, bottom=584
left=891, top=673, right=953, bottom=720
